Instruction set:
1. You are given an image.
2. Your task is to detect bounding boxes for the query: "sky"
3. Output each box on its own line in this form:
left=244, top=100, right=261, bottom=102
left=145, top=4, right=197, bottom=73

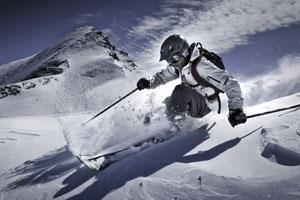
left=1, top=0, right=300, bottom=78
left=0, top=0, right=161, bottom=65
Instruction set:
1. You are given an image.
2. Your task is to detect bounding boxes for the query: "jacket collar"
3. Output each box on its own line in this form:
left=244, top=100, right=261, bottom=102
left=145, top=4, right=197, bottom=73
left=181, top=43, right=200, bottom=70
left=189, top=43, right=201, bottom=63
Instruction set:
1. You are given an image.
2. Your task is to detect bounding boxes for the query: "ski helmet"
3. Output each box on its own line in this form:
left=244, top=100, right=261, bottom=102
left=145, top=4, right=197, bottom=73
left=159, top=34, right=189, bottom=62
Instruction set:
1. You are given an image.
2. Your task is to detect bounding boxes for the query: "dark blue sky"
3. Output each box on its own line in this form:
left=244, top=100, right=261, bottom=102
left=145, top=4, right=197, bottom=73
left=0, top=0, right=299, bottom=78
left=222, top=24, right=300, bottom=76
left=0, top=0, right=160, bottom=65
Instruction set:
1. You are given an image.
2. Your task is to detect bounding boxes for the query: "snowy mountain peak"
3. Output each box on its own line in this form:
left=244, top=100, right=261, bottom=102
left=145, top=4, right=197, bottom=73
left=48, top=26, right=118, bottom=59
left=0, top=26, right=137, bottom=87
left=0, top=26, right=139, bottom=117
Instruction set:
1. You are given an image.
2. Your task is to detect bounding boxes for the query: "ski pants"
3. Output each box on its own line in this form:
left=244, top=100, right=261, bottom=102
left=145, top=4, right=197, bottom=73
left=166, top=84, right=210, bottom=119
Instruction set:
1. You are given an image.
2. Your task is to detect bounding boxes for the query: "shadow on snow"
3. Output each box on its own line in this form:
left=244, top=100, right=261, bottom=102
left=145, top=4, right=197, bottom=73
left=2, top=147, right=81, bottom=191
left=57, top=124, right=260, bottom=199
left=3, top=124, right=261, bottom=200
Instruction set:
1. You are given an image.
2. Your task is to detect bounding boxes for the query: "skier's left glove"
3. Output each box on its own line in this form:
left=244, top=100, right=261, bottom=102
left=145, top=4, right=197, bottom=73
left=228, top=109, right=247, bottom=127
left=137, top=78, right=150, bottom=90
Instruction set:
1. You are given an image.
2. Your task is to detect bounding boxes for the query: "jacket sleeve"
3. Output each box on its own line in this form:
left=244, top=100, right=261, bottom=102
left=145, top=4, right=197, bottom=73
left=148, top=65, right=179, bottom=89
left=198, top=58, right=244, bottom=112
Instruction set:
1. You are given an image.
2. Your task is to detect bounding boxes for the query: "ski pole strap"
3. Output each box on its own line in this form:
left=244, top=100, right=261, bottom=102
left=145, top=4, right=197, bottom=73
left=247, top=103, right=300, bottom=119
left=83, top=88, right=139, bottom=125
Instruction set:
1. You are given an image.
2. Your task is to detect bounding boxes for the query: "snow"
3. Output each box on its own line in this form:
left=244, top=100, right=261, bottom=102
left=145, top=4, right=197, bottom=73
left=1, top=26, right=300, bottom=199
left=1, top=92, right=299, bottom=199
left=240, top=53, right=300, bottom=106
left=0, top=26, right=138, bottom=117
left=0, top=55, right=35, bottom=85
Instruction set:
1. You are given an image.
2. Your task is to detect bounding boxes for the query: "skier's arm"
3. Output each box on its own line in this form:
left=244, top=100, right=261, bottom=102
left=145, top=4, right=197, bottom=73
left=203, top=63, right=247, bottom=127
left=199, top=58, right=244, bottom=112
left=148, top=65, right=179, bottom=89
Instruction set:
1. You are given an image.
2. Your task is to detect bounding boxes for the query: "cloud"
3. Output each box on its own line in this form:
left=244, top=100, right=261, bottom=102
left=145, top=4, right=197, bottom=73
left=120, top=0, right=300, bottom=105
left=125, top=0, right=300, bottom=70
left=241, top=53, right=300, bottom=106
left=72, top=11, right=101, bottom=25
left=74, top=14, right=93, bottom=25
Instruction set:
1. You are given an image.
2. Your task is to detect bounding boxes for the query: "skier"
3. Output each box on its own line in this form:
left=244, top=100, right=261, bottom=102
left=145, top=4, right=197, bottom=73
left=137, top=34, right=247, bottom=127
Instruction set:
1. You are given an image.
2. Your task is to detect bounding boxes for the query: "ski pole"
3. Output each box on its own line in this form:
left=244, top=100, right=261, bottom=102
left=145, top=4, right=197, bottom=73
left=247, top=103, right=300, bottom=119
left=83, top=88, right=139, bottom=125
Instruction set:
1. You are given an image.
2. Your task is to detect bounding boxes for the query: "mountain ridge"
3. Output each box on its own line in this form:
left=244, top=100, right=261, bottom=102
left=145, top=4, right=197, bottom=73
left=0, top=26, right=139, bottom=117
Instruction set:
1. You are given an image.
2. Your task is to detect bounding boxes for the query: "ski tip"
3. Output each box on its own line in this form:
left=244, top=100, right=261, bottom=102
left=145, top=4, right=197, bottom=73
left=76, top=155, right=103, bottom=171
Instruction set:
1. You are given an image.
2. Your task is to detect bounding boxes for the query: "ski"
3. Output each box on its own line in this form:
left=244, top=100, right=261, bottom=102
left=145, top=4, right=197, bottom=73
left=76, top=127, right=181, bottom=171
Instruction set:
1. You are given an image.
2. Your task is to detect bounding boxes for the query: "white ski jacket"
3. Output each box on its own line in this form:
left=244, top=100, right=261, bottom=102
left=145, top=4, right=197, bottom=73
left=148, top=46, right=244, bottom=113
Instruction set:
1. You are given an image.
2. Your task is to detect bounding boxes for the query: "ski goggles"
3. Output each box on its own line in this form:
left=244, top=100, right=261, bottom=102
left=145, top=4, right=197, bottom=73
left=166, top=53, right=180, bottom=64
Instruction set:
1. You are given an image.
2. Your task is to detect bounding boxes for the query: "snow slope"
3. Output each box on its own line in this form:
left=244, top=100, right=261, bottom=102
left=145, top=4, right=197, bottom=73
left=0, top=92, right=299, bottom=200
left=0, top=26, right=138, bottom=117
left=1, top=26, right=300, bottom=199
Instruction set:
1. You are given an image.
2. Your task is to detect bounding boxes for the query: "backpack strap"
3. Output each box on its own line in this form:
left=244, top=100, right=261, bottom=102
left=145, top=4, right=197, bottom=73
left=190, top=56, right=214, bottom=88
left=188, top=55, right=223, bottom=114
left=175, top=68, right=180, bottom=77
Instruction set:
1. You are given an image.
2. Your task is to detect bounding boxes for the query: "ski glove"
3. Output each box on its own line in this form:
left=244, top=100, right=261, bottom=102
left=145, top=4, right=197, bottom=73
left=137, top=78, right=150, bottom=90
left=228, top=109, right=247, bottom=127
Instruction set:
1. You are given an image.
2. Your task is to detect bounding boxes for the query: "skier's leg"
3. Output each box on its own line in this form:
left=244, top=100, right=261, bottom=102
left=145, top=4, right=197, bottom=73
left=166, top=84, right=210, bottom=120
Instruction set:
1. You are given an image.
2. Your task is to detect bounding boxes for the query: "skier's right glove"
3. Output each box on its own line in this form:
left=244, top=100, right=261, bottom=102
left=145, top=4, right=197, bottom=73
left=228, top=109, right=247, bottom=127
left=137, top=78, right=150, bottom=90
